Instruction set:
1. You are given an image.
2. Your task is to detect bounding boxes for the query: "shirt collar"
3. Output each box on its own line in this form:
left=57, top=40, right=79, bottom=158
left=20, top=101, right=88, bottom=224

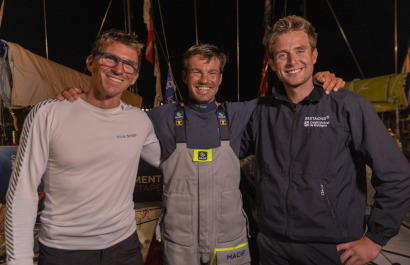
left=186, top=98, right=217, bottom=112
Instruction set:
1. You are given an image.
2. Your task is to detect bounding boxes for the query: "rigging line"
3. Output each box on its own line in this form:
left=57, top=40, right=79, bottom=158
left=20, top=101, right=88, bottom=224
left=151, top=25, right=182, bottom=100
left=43, top=0, right=48, bottom=60
left=155, top=0, right=170, bottom=61
left=325, top=0, right=365, bottom=79
left=236, top=0, right=240, bottom=102
left=84, top=0, right=113, bottom=74
left=125, top=0, right=132, bottom=34
left=151, top=1, right=182, bottom=100
left=98, top=0, right=113, bottom=36
left=194, top=0, right=198, bottom=45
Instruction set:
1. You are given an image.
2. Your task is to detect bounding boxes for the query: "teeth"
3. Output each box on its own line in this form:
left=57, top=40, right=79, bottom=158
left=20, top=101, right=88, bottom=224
left=288, top=69, right=301, bottom=74
left=198, top=87, right=210, bottom=91
left=108, top=76, right=122, bottom=83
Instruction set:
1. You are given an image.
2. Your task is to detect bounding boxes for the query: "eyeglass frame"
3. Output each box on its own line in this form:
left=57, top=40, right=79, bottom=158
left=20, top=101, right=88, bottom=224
left=95, top=52, right=140, bottom=74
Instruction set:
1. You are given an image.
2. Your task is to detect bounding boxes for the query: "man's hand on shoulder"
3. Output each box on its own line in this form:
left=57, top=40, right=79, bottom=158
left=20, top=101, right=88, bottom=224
left=55, top=88, right=83, bottom=102
left=337, top=236, right=382, bottom=265
left=314, top=71, right=346, bottom=95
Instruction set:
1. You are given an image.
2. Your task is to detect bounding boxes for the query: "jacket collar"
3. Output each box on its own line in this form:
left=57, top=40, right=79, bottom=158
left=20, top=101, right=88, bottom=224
left=271, top=79, right=324, bottom=104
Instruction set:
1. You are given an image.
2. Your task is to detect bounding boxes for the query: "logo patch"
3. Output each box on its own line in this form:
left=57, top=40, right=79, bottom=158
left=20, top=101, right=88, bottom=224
left=193, top=149, right=212, bottom=162
left=304, top=116, right=330, bottom=128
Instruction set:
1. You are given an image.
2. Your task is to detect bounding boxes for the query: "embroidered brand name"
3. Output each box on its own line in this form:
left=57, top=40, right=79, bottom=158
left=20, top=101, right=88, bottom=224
left=227, top=250, right=245, bottom=260
left=116, top=134, right=137, bottom=139
left=304, top=116, right=330, bottom=128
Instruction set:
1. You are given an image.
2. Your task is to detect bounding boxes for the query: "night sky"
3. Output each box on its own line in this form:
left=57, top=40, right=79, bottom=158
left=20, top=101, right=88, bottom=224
left=1, top=0, right=409, bottom=108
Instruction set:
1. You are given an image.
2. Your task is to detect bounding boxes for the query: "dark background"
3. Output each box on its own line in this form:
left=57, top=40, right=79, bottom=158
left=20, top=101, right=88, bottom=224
left=0, top=0, right=409, bottom=108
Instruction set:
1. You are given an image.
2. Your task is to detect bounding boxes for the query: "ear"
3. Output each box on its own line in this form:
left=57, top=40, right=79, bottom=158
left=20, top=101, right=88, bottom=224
left=182, top=71, right=188, bottom=84
left=312, top=48, right=318, bottom=64
left=86, top=55, right=94, bottom=72
left=218, top=73, right=223, bottom=86
left=268, top=57, right=276, bottom=72
left=130, top=73, right=139, bottom=85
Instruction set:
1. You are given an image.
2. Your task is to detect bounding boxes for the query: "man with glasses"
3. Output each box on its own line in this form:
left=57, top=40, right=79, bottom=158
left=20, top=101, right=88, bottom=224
left=5, top=29, right=160, bottom=265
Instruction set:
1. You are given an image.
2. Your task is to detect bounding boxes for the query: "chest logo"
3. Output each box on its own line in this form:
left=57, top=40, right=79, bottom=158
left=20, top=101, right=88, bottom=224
left=193, top=149, right=212, bottom=162
left=304, top=116, right=330, bottom=128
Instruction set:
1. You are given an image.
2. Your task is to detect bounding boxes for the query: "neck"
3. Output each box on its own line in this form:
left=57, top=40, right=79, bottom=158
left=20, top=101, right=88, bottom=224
left=284, top=82, right=314, bottom=104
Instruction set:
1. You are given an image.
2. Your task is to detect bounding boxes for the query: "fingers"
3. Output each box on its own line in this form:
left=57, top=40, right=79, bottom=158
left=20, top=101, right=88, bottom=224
left=62, top=90, right=77, bottom=103
left=54, top=93, right=65, bottom=101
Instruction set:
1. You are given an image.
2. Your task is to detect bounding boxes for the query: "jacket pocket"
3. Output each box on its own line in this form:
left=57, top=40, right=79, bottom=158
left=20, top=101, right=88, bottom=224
left=320, top=182, right=348, bottom=239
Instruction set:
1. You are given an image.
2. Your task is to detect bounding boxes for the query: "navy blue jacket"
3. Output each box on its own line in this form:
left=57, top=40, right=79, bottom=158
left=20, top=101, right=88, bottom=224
left=242, top=84, right=410, bottom=246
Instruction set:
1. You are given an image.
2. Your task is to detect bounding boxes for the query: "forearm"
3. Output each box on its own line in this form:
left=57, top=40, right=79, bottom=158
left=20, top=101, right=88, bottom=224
left=141, top=141, right=161, bottom=168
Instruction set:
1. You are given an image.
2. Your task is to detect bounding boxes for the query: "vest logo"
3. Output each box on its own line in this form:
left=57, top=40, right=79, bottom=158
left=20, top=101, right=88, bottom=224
left=175, top=111, right=184, bottom=126
left=198, top=151, right=207, bottom=160
left=174, top=111, right=183, bottom=119
left=304, top=116, right=330, bottom=128
left=227, top=250, right=245, bottom=260
left=217, top=112, right=226, bottom=119
left=193, top=149, right=212, bottom=162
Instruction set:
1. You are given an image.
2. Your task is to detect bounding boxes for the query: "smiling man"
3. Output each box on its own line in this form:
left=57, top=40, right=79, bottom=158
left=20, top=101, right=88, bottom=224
left=5, top=30, right=160, bottom=265
left=242, top=15, right=410, bottom=265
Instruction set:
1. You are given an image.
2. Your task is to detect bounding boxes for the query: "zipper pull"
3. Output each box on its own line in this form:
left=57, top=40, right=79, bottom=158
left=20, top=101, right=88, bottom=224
left=320, top=184, right=325, bottom=196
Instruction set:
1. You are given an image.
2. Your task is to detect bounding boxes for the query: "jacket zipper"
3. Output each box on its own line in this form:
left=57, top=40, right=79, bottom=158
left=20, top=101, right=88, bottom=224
left=285, top=104, right=298, bottom=237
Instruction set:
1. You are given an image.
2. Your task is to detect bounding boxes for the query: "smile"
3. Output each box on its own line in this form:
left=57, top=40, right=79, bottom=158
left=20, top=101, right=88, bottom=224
left=108, top=76, right=123, bottom=83
left=197, top=86, right=210, bottom=91
left=287, top=69, right=302, bottom=74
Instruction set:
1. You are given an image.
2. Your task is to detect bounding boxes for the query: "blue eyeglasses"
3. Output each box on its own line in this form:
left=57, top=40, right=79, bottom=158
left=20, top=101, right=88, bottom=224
left=96, top=52, right=139, bottom=74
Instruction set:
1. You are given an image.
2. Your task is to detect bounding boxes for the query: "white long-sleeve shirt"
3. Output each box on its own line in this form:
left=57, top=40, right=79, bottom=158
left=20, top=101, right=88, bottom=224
left=6, top=98, right=159, bottom=265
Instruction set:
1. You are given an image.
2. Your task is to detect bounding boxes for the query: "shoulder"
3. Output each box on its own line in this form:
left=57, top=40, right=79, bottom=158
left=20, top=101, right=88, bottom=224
left=28, top=99, right=65, bottom=118
left=222, top=98, right=260, bottom=114
left=147, top=103, right=177, bottom=120
left=328, top=88, right=373, bottom=108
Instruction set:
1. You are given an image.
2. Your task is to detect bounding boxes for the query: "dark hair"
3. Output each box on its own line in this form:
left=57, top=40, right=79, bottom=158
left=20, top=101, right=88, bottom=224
left=182, top=43, right=228, bottom=73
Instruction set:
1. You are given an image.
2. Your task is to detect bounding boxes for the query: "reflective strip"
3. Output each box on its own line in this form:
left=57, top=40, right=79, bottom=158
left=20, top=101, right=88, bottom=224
left=213, top=242, right=249, bottom=265
left=193, top=149, right=212, bottom=162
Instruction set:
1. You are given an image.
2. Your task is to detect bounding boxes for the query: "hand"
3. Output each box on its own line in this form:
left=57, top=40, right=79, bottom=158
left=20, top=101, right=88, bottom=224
left=314, top=71, right=346, bottom=95
left=54, top=88, right=83, bottom=102
left=337, top=236, right=382, bottom=265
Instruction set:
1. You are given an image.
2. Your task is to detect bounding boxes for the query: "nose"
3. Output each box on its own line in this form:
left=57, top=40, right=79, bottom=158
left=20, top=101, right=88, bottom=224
left=287, top=52, right=297, bottom=66
left=199, top=73, right=209, bottom=84
left=112, top=61, right=124, bottom=73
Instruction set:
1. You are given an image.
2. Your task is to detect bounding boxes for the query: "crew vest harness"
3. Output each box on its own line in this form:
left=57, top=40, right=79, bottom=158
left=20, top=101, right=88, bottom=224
left=157, top=104, right=251, bottom=265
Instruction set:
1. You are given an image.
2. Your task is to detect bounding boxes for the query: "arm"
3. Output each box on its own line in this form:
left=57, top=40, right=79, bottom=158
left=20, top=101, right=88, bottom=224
left=6, top=102, right=51, bottom=265
left=140, top=116, right=161, bottom=168
left=55, top=88, right=83, bottom=102
left=314, top=71, right=346, bottom=94
left=337, top=95, right=410, bottom=264
left=141, top=141, right=161, bottom=168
